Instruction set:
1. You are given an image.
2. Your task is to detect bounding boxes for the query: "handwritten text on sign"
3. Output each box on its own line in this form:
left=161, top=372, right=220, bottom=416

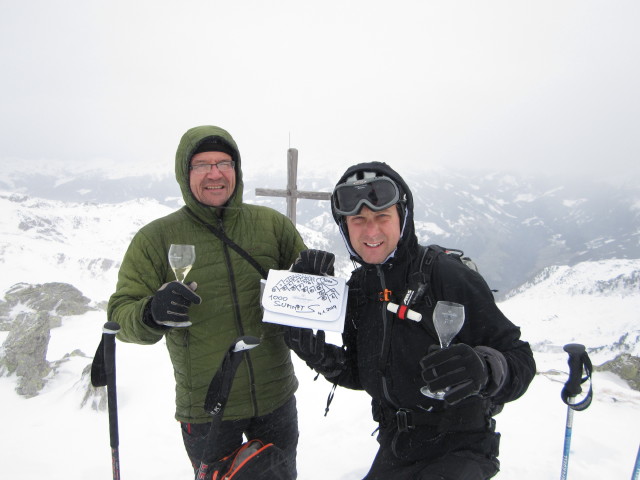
left=261, top=271, right=347, bottom=326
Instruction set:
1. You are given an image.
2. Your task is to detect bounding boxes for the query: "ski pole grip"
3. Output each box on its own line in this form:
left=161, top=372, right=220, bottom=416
left=561, top=343, right=593, bottom=411
left=563, top=343, right=586, bottom=397
left=103, top=322, right=120, bottom=376
left=103, top=321, right=121, bottom=335
left=100, top=321, right=121, bottom=451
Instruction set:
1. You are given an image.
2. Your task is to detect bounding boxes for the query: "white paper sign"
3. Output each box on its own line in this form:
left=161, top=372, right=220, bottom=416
left=261, top=270, right=348, bottom=333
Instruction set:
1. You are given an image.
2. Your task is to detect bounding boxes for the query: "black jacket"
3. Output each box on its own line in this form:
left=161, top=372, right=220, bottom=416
left=328, top=162, right=536, bottom=461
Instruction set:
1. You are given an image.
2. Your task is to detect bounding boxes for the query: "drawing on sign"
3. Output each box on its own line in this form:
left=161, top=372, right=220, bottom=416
left=261, top=270, right=347, bottom=332
left=266, top=274, right=341, bottom=317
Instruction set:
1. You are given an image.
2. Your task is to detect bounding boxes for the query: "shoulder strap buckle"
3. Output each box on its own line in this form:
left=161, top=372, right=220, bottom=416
left=378, top=288, right=393, bottom=302
left=396, top=408, right=414, bottom=433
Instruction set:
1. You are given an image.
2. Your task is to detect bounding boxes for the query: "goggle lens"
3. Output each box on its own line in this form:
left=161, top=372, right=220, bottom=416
left=333, top=177, right=400, bottom=216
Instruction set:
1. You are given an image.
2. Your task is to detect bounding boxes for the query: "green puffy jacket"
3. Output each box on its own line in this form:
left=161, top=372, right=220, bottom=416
left=108, top=125, right=306, bottom=423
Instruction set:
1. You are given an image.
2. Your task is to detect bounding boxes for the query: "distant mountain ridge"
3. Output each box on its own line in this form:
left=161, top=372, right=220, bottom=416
left=499, top=257, right=640, bottom=365
left=1, top=166, right=638, bottom=295
left=505, top=259, right=640, bottom=299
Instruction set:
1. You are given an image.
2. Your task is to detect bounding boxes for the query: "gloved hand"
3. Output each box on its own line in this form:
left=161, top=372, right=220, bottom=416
left=290, top=249, right=335, bottom=276
left=148, top=281, right=202, bottom=328
left=284, top=327, right=345, bottom=377
left=420, top=343, right=489, bottom=405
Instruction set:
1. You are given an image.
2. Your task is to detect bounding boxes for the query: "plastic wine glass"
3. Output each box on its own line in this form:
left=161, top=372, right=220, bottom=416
left=168, top=244, right=195, bottom=283
left=420, top=301, right=465, bottom=400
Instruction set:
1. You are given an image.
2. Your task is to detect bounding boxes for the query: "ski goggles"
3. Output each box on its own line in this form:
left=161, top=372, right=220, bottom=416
left=332, top=175, right=401, bottom=216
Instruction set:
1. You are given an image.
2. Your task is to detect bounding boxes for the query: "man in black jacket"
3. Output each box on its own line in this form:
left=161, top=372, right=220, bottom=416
left=286, top=162, right=536, bottom=479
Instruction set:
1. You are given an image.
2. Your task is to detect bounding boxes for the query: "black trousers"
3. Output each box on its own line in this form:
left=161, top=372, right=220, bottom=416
left=364, top=448, right=499, bottom=480
left=363, top=426, right=500, bottom=480
left=181, top=395, right=299, bottom=479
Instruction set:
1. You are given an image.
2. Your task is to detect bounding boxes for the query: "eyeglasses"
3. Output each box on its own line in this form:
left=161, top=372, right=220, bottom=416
left=332, top=175, right=400, bottom=216
left=189, top=160, right=235, bottom=174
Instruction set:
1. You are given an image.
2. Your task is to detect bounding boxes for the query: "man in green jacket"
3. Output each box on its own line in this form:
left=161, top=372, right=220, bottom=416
left=108, top=125, right=306, bottom=477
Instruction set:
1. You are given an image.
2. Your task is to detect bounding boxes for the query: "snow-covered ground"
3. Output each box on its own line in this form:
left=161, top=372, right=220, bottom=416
left=1, top=308, right=638, bottom=479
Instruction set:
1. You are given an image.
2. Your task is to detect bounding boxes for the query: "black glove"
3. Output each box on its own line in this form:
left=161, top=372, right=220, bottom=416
left=290, top=249, right=335, bottom=276
left=148, top=281, right=202, bottom=328
left=420, top=343, right=489, bottom=405
left=284, top=327, right=345, bottom=378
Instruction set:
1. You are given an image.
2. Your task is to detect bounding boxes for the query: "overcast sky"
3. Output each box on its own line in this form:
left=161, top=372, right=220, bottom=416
left=1, top=0, right=638, bottom=184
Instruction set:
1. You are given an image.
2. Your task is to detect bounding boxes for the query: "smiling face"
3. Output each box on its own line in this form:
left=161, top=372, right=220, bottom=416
left=189, top=151, right=236, bottom=207
left=345, top=204, right=401, bottom=264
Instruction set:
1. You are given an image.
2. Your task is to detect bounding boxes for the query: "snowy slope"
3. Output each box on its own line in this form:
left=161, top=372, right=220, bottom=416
left=0, top=192, right=174, bottom=302
left=500, top=260, right=640, bottom=366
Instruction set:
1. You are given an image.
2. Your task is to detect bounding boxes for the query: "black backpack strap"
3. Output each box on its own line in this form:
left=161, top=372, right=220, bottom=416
left=411, top=244, right=444, bottom=308
left=386, top=245, right=444, bottom=341
left=404, top=244, right=471, bottom=309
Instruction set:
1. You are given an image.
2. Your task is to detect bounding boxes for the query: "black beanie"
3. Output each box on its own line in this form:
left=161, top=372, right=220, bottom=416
left=191, top=139, right=235, bottom=159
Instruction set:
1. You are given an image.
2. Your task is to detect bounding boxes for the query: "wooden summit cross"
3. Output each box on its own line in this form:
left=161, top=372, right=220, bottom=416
left=255, top=148, right=331, bottom=225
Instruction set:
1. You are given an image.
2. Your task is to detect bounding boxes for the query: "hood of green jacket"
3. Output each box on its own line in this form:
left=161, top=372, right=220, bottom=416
left=175, top=125, right=244, bottom=223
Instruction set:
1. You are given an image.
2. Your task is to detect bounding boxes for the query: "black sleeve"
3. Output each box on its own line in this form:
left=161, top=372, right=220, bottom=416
left=434, top=255, right=536, bottom=404
left=318, top=291, right=364, bottom=390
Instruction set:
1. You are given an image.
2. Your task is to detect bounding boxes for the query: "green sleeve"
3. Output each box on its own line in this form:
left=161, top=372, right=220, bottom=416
left=107, top=228, right=167, bottom=345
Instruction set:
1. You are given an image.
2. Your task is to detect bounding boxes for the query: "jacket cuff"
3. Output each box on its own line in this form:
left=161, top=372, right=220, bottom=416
left=475, top=346, right=508, bottom=397
left=307, top=346, right=346, bottom=379
left=142, top=299, right=170, bottom=331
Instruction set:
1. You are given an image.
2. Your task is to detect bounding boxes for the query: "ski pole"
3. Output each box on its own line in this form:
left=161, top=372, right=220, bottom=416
left=91, top=321, right=122, bottom=480
left=195, top=336, right=261, bottom=480
left=560, top=399, right=575, bottom=480
left=632, top=443, right=640, bottom=480
left=559, top=343, right=593, bottom=480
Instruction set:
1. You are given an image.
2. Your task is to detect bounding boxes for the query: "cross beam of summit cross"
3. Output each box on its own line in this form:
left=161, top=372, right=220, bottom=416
left=255, top=148, right=331, bottom=225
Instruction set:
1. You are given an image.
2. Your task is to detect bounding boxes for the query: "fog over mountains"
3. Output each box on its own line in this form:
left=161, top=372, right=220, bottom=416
left=2, top=165, right=638, bottom=296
